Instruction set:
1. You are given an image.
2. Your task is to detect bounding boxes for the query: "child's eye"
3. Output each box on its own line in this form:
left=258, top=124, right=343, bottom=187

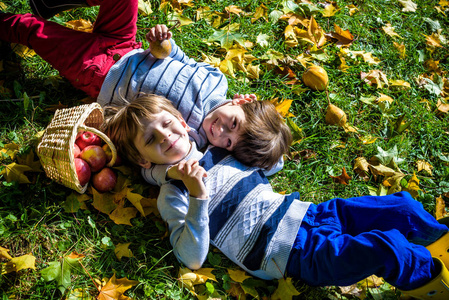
left=227, top=139, right=232, bottom=148
left=231, top=119, right=237, bottom=129
left=146, top=136, right=154, bottom=145
left=163, top=120, right=172, bottom=127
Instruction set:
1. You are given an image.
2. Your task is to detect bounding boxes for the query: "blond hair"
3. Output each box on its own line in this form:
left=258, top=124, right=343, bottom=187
left=232, top=101, right=292, bottom=170
left=101, top=94, right=180, bottom=166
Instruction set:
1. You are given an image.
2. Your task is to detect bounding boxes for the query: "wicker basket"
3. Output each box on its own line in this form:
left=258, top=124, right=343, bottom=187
left=37, top=103, right=117, bottom=194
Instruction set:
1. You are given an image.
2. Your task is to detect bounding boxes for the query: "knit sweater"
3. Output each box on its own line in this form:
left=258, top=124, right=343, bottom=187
left=97, top=39, right=230, bottom=149
left=143, top=146, right=311, bottom=280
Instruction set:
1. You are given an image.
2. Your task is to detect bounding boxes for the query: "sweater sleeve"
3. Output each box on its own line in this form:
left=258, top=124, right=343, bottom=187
left=262, top=156, right=284, bottom=177
left=158, top=183, right=210, bottom=270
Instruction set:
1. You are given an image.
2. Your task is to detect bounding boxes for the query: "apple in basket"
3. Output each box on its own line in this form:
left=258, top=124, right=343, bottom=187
left=75, top=158, right=91, bottom=186
left=102, top=144, right=122, bottom=166
left=92, top=167, right=117, bottom=192
left=76, top=131, right=102, bottom=150
left=73, top=143, right=81, bottom=158
left=80, top=145, right=107, bottom=172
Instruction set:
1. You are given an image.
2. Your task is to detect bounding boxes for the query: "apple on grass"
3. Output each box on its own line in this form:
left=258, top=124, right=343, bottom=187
left=75, top=158, right=91, bottom=186
left=92, top=167, right=117, bottom=192
left=80, top=145, right=107, bottom=172
left=76, top=131, right=102, bottom=150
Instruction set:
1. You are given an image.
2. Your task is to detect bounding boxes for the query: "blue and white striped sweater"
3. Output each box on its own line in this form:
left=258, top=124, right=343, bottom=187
left=97, top=39, right=230, bottom=149
left=152, top=147, right=311, bottom=280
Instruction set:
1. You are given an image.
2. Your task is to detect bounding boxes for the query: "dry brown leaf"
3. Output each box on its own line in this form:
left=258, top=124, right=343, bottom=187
left=330, top=167, right=351, bottom=185
left=353, top=157, right=370, bottom=181
left=435, top=196, right=449, bottom=220
left=437, top=99, right=449, bottom=114
left=361, top=70, right=389, bottom=89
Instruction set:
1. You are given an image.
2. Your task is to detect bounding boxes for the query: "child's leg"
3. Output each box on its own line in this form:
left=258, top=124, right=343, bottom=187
left=287, top=192, right=448, bottom=290
left=0, top=0, right=141, bottom=98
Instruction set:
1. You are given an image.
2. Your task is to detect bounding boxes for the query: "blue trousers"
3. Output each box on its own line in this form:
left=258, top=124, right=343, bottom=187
left=286, top=192, right=448, bottom=290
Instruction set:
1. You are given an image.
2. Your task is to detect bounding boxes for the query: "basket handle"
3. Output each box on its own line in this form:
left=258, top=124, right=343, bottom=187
left=78, top=125, right=117, bottom=167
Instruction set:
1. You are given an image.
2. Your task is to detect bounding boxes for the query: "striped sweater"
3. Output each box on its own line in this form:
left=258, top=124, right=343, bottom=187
left=145, top=146, right=311, bottom=280
left=97, top=39, right=230, bottom=149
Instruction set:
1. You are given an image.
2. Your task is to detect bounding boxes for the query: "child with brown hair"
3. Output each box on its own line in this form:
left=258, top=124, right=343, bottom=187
left=102, top=93, right=449, bottom=300
left=1, top=0, right=291, bottom=172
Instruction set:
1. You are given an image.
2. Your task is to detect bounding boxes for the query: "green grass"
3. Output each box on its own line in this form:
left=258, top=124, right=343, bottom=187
left=1, top=0, right=449, bottom=299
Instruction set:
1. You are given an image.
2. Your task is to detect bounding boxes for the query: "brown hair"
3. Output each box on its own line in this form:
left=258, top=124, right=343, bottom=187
left=232, top=101, right=292, bottom=170
left=101, top=94, right=181, bottom=166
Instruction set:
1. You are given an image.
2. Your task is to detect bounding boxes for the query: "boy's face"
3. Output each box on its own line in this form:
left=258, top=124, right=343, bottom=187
left=134, top=111, right=191, bottom=167
left=202, top=99, right=248, bottom=151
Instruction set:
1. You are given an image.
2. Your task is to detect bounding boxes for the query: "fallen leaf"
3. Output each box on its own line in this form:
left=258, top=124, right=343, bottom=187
left=0, top=247, right=12, bottom=260
left=228, top=269, right=252, bottom=283
left=40, top=252, right=83, bottom=293
left=322, top=2, right=339, bottom=17
left=435, top=196, right=449, bottom=220
left=270, top=98, right=294, bottom=118
left=398, top=0, right=418, bottom=12
left=114, top=243, right=133, bottom=261
left=330, top=24, right=353, bottom=47
left=361, top=70, right=389, bottom=89
left=382, top=23, right=402, bottom=39
left=97, top=274, right=139, bottom=300
left=403, top=172, right=421, bottom=198
left=0, top=143, right=19, bottom=160
left=437, top=99, right=449, bottom=114
left=2, top=253, right=36, bottom=275
left=393, top=42, right=406, bottom=58
left=108, top=200, right=138, bottom=226
left=1, top=162, right=32, bottom=184
left=137, top=0, right=152, bottom=15
left=65, top=19, right=93, bottom=32
left=353, top=157, right=370, bottom=181
left=330, top=167, right=351, bottom=185
left=178, top=267, right=217, bottom=291
left=417, top=160, right=433, bottom=175
left=271, top=277, right=301, bottom=300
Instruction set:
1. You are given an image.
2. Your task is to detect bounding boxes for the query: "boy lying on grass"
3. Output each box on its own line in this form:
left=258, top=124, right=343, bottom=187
left=102, top=94, right=449, bottom=300
left=1, top=0, right=290, bottom=172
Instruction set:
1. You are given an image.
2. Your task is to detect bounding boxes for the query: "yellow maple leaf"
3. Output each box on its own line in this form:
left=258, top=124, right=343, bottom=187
left=382, top=23, right=402, bottom=39
left=307, top=16, right=327, bottom=48
left=404, top=172, right=421, bottom=198
left=0, top=246, right=12, bottom=260
left=1, top=253, right=36, bottom=274
left=435, top=196, right=449, bottom=220
left=16, top=150, right=42, bottom=173
left=361, top=70, right=389, bottom=89
left=108, top=200, right=138, bottom=226
left=440, top=0, right=449, bottom=8
left=114, top=243, right=134, bottom=261
left=393, top=41, right=406, bottom=58
left=417, top=160, right=433, bottom=175
left=225, top=5, right=243, bottom=15
left=398, top=0, right=418, bottom=12
left=270, top=98, right=294, bottom=118
left=228, top=269, right=252, bottom=283
left=389, top=79, right=411, bottom=89
left=271, top=277, right=301, bottom=300
left=97, top=274, right=139, bottom=300
left=322, top=3, right=339, bottom=17
left=178, top=267, right=217, bottom=291
left=251, top=4, right=267, bottom=23
left=436, top=99, right=449, bottom=114
left=65, top=19, right=93, bottom=32
left=137, top=0, right=152, bottom=16
left=341, top=49, right=380, bottom=65
left=346, top=4, right=359, bottom=16
left=331, top=24, right=354, bottom=47
left=0, top=143, right=19, bottom=160
left=91, top=188, right=118, bottom=214
left=353, top=157, right=370, bottom=181
left=424, top=33, right=443, bottom=47
left=1, top=162, right=32, bottom=184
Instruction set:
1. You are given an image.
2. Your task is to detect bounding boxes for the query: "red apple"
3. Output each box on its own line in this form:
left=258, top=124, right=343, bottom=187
left=92, top=167, right=117, bottom=192
left=80, top=145, right=107, bottom=172
left=75, top=131, right=102, bottom=150
left=74, top=158, right=91, bottom=186
left=73, top=143, right=81, bottom=158
left=102, top=144, right=122, bottom=166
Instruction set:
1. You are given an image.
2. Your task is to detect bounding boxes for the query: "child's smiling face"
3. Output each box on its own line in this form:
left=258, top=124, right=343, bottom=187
left=202, top=101, right=247, bottom=151
left=134, top=111, right=191, bottom=166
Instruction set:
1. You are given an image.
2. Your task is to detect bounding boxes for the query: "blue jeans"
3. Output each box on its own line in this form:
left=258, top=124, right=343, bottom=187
left=286, top=192, right=448, bottom=290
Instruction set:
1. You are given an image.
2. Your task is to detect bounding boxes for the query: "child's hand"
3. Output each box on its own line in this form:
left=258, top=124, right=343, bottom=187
left=233, top=93, right=257, bottom=101
left=175, top=159, right=208, bottom=199
left=146, top=24, right=173, bottom=43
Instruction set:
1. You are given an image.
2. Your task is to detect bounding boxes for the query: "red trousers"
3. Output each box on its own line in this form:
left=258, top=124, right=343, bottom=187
left=0, top=0, right=142, bottom=98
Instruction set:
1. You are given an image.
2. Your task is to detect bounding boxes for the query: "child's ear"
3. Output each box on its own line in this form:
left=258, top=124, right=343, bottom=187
left=139, top=159, right=152, bottom=169
left=178, top=115, right=191, bottom=132
left=231, top=98, right=252, bottom=106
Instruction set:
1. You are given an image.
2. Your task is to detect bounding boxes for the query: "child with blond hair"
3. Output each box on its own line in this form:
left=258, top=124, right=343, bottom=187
left=102, top=93, right=449, bottom=300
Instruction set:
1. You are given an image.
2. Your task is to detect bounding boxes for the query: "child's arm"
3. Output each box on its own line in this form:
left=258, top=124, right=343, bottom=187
left=146, top=24, right=222, bottom=71
left=157, top=160, right=210, bottom=270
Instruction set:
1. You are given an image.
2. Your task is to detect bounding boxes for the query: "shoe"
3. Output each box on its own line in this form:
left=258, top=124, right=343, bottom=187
left=29, top=0, right=87, bottom=19
left=427, top=232, right=449, bottom=268
left=400, top=257, right=449, bottom=299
